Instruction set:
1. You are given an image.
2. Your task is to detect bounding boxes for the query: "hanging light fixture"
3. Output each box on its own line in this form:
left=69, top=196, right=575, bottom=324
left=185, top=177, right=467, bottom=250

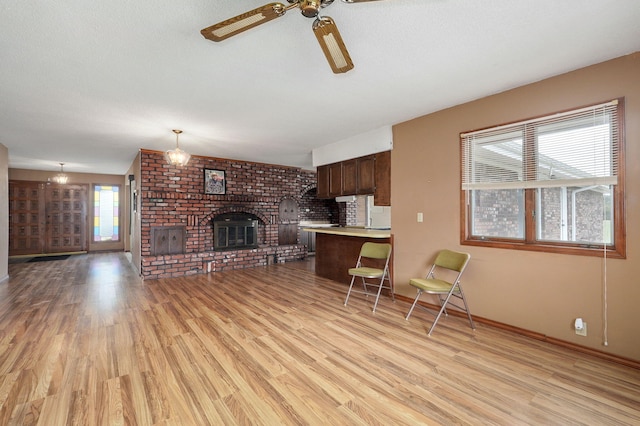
left=164, top=129, right=191, bottom=166
left=53, top=162, right=68, bottom=184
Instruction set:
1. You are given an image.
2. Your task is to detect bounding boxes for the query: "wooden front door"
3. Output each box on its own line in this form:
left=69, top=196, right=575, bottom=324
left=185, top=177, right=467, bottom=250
left=45, top=184, right=88, bottom=253
left=9, top=181, right=88, bottom=256
left=8, top=181, right=44, bottom=255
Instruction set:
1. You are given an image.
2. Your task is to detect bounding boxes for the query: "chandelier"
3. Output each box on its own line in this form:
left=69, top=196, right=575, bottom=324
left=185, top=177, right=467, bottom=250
left=164, top=129, right=191, bottom=166
left=53, top=162, right=68, bottom=184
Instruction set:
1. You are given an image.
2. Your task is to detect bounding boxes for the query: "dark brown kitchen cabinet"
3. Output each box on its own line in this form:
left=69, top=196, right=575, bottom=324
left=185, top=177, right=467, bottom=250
left=342, top=159, right=358, bottom=195
left=316, top=165, right=330, bottom=198
left=374, top=150, right=391, bottom=206
left=357, top=155, right=376, bottom=194
left=328, top=163, right=343, bottom=197
left=316, top=151, right=390, bottom=202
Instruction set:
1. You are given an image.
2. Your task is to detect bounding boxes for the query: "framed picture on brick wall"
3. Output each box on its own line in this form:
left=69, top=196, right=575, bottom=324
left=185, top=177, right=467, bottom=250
left=204, top=169, right=226, bottom=195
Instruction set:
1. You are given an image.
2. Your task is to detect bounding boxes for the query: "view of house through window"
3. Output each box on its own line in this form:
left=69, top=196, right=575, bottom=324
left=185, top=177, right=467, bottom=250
left=461, top=99, right=624, bottom=257
left=94, top=185, right=120, bottom=242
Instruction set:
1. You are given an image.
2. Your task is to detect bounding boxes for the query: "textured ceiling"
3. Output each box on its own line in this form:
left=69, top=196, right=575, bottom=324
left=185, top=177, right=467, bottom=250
left=1, top=0, right=639, bottom=174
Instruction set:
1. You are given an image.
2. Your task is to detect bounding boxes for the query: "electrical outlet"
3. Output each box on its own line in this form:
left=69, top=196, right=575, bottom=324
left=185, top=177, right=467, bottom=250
left=575, top=322, right=587, bottom=336
left=417, top=212, right=423, bottom=222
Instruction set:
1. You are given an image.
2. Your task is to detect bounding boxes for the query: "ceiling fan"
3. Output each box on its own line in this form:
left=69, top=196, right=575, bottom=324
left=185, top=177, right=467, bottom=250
left=200, top=0, right=384, bottom=74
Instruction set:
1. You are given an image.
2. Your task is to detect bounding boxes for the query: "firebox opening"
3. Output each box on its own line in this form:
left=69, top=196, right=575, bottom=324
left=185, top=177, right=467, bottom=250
left=213, top=212, right=260, bottom=251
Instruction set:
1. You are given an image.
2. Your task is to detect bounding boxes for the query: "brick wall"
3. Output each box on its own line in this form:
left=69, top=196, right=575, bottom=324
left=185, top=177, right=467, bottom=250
left=298, top=188, right=340, bottom=223
left=140, top=150, right=316, bottom=279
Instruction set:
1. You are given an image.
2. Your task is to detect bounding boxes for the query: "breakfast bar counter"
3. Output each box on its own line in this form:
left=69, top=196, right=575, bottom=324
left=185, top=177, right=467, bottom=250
left=303, top=227, right=393, bottom=285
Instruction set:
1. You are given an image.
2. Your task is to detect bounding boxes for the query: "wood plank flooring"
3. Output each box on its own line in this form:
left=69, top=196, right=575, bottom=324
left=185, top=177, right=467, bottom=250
left=1, top=252, right=639, bottom=425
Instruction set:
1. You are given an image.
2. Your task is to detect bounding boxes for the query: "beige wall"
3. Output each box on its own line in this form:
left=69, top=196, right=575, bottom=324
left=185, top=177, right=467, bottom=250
left=125, top=152, right=141, bottom=275
left=392, top=52, right=640, bottom=361
left=0, top=144, right=8, bottom=282
left=8, top=168, right=127, bottom=252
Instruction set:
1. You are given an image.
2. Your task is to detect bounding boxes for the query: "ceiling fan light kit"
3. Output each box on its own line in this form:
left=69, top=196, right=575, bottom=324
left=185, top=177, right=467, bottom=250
left=200, top=0, right=382, bottom=73
left=299, top=0, right=328, bottom=17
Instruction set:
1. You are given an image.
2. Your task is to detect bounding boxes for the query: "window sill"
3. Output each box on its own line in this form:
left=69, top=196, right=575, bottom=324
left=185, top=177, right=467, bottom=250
left=461, top=238, right=625, bottom=259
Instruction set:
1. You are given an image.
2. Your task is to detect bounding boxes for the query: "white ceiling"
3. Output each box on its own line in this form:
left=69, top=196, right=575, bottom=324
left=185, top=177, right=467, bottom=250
left=1, top=0, right=639, bottom=175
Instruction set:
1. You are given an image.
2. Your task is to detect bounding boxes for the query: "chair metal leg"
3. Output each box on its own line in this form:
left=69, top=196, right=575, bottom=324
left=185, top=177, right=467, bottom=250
left=437, top=295, right=449, bottom=317
left=344, top=275, right=357, bottom=306
left=360, top=277, right=369, bottom=292
left=346, top=272, right=392, bottom=312
left=427, top=299, right=451, bottom=336
left=457, top=285, right=475, bottom=330
left=427, top=287, right=458, bottom=336
left=371, top=276, right=386, bottom=313
left=405, top=290, right=422, bottom=320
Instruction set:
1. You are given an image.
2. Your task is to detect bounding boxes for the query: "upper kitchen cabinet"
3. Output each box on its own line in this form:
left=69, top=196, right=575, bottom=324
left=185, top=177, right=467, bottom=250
left=328, top=162, right=343, bottom=198
left=373, top=150, right=390, bottom=206
left=317, top=165, right=330, bottom=198
left=342, top=159, right=358, bottom=195
left=357, top=155, right=376, bottom=194
left=316, top=151, right=390, bottom=205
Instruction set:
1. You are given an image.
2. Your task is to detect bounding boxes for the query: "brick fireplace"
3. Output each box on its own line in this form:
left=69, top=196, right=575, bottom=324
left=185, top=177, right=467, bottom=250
left=212, top=212, right=260, bottom=251
left=139, top=149, right=318, bottom=279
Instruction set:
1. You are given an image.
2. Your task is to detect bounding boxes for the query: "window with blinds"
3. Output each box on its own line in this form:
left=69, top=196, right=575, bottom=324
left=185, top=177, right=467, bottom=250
left=460, top=99, right=625, bottom=258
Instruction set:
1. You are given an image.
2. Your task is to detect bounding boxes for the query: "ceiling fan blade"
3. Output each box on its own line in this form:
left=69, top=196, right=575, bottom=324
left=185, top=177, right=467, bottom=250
left=201, top=3, right=291, bottom=42
left=312, top=17, right=354, bottom=74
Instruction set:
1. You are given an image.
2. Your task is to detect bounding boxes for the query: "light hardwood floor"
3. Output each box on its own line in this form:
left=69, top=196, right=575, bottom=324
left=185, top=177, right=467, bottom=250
left=1, top=253, right=639, bottom=425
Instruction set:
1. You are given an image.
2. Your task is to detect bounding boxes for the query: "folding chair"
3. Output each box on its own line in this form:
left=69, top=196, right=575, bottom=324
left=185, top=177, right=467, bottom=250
left=405, top=249, right=474, bottom=335
left=344, top=242, right=393, bottom=313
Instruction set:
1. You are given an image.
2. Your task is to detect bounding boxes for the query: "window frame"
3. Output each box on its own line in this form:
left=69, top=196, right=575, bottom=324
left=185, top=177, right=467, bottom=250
left=460, top=99, right=626, bottom=259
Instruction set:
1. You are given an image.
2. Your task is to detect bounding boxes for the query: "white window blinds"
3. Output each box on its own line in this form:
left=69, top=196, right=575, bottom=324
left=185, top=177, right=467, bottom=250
left=461, top=99, right=620, bottom=190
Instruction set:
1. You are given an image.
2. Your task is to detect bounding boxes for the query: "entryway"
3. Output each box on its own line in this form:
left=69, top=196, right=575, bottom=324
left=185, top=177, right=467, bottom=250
left=9, top=181, right=88, bottom=256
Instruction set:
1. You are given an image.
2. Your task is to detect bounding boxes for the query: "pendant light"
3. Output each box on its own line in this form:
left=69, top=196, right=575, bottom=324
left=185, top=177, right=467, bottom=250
left=53, top=162, right=68, bottom=184
left=164, top=129, right=191, bottom=166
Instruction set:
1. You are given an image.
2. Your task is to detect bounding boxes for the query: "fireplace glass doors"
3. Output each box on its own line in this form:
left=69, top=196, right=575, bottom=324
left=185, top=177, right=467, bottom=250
left=213, top=214, right=259, bottom=251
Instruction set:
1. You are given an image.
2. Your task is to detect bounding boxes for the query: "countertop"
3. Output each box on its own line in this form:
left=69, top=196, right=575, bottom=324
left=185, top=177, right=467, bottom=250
left=302, top=226, right=391, bottom=239
left=298, top=222, right=339, bottom=228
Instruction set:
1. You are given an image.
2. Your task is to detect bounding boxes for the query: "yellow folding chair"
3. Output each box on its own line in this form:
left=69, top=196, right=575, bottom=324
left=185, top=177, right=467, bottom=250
left=405, top=249, right=474, bottom=335
left=344, top=242, right=393, bottom=313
